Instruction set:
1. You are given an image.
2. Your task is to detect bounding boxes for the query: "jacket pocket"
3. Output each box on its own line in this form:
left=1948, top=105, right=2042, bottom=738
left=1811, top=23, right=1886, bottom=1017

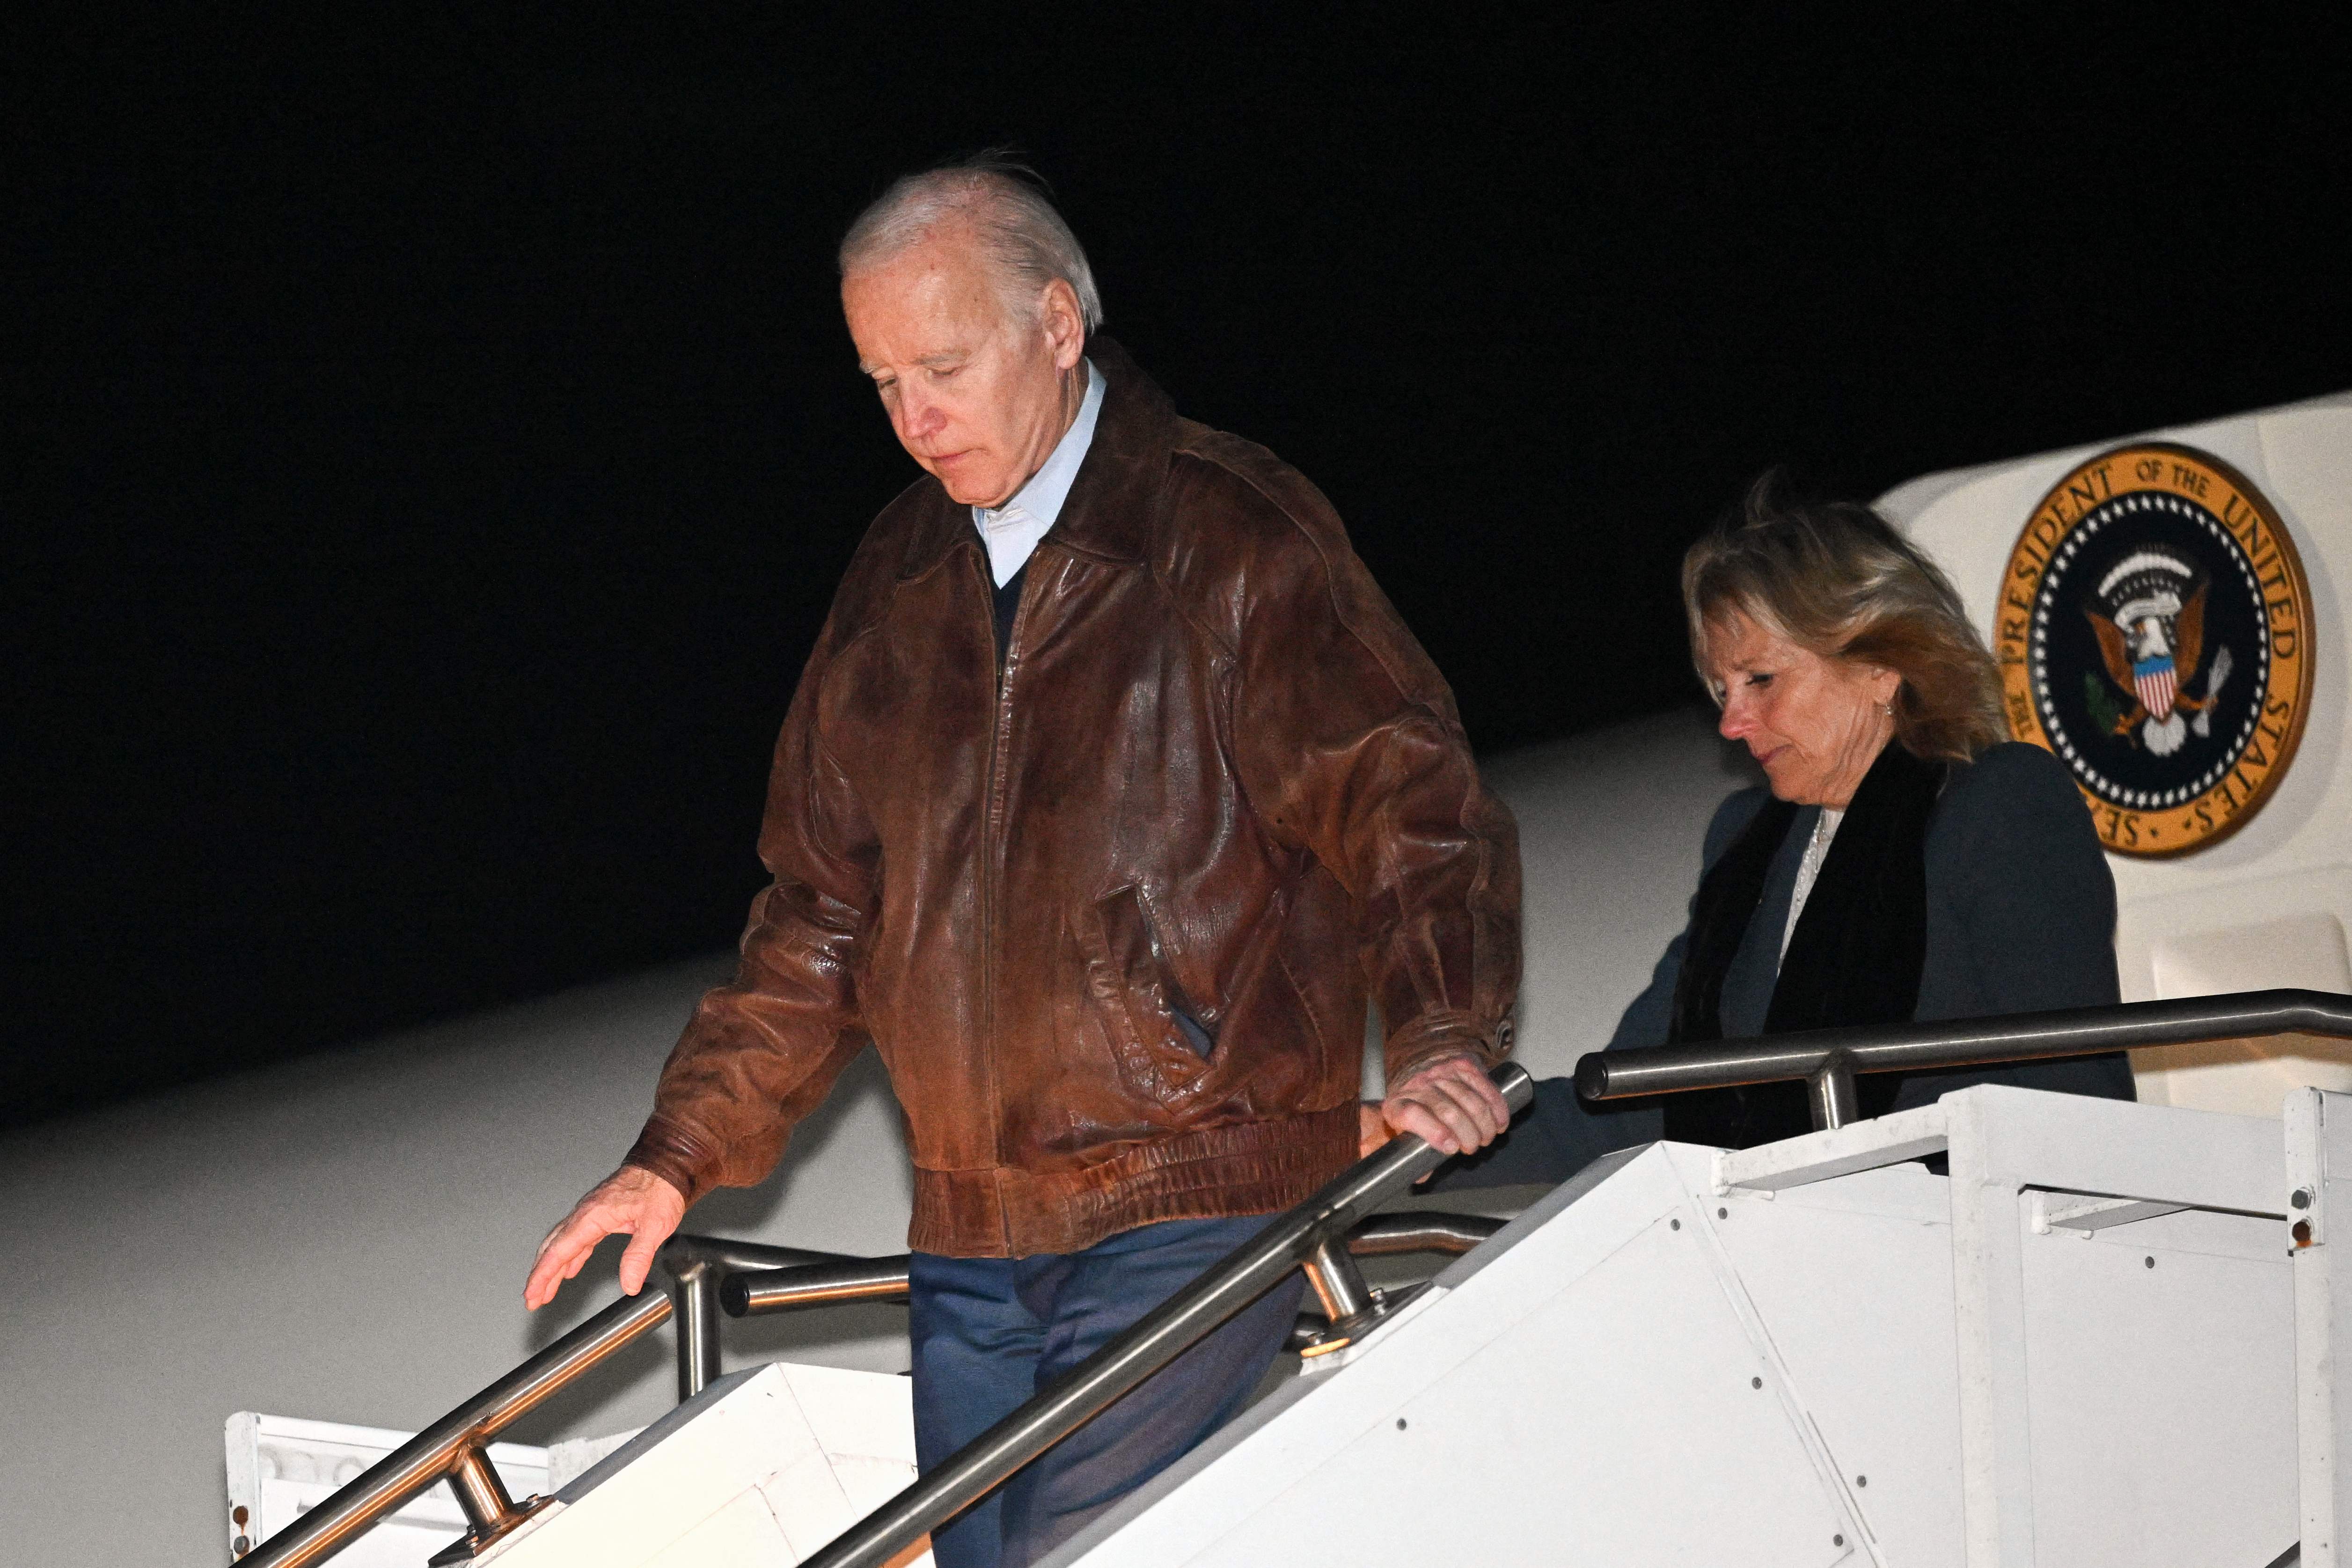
left=1084, top=883, right=1216, bottom=1101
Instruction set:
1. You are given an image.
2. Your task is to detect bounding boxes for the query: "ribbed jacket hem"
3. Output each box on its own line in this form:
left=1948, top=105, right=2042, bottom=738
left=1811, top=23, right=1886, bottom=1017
left=1383, top=1010, right=1507, bottom=1086
left=906, top=1105, right=1361, bottom=1258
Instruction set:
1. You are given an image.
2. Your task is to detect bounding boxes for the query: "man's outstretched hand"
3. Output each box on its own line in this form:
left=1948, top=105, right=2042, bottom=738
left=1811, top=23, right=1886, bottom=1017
left=1361, top=1052, right=1512, bottom=1162
left=523, top=1165, right=688, bottom=1311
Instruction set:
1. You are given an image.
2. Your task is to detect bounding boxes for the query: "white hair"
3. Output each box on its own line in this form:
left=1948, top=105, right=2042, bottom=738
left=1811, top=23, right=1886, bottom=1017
left=838, top=154, right=1104, bottom=330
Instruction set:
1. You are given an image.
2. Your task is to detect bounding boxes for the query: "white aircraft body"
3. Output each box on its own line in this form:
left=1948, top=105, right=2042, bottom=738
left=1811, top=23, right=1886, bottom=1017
left=3, top=392, right=2345, bottom=1565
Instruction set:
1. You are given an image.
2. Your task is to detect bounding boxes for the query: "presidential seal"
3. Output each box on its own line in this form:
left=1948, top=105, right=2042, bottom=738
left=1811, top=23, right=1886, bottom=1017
left=1996, top=443, right=2314, bottom=856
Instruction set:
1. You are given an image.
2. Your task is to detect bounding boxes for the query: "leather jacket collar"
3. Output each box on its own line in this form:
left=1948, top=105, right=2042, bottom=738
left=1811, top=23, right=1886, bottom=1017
left=894, top=335, right=1180, bottom=582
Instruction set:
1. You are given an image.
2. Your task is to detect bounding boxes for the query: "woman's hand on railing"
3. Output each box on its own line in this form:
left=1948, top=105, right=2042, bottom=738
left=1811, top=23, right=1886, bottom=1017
left=523, top=1165, right=688, bottom=1311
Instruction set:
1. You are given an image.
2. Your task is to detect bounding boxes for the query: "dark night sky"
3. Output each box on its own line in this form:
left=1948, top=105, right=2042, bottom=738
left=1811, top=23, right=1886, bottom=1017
left=8, top=10, right=2350, bottom=1128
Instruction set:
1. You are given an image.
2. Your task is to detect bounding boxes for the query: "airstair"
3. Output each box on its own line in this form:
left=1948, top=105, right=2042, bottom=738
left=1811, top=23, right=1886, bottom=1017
left=234, top=992, right=2352, bottom=1567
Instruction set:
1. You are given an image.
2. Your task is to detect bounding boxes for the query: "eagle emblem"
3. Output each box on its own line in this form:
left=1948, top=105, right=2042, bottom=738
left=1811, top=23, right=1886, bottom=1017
left=2083, top=548, right=2234, bottom=757
left=1998, top=442, right=2313, bottom=857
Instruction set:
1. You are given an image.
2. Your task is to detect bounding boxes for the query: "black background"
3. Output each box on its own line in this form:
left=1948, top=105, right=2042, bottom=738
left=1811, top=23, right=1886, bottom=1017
left=9, top=10, right=2350, bottom=1128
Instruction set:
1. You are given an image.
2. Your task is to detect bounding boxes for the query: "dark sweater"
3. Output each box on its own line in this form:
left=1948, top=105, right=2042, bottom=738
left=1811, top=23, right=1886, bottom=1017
left=993, top=562, right=1026, bottom=674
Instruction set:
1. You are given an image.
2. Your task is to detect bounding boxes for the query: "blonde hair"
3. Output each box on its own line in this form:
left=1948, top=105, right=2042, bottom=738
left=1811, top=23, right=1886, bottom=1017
left=1683, top=473, right=2006, bottom=763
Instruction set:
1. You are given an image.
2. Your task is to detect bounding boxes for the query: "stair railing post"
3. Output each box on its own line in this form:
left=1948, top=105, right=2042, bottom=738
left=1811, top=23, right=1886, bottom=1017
left=443, top=1447, right=520, bottom=1535
left=1301, top=1237, right=1374, bottom=1323
left=664, top=1248, right=725, bottom=1402
left=425, top=1445, right=555, bottom=1564
left=1808, top=1050, right=1859, bottom=1130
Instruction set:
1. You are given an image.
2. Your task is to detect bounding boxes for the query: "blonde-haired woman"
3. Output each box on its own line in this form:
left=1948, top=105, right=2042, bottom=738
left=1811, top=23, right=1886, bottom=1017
left=1435, top=476, right=2133, bottom=1184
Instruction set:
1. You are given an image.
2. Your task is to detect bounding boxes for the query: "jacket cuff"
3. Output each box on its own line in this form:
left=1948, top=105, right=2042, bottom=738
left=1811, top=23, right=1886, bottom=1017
left=1385, top=1010, right=1513, bottom=1086
left=622, top=1114, right=718, bottom=1209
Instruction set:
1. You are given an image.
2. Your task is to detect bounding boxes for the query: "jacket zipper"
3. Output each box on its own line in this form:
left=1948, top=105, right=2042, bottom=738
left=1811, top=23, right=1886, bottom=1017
left=979, top=548, right=1037, bottom=1231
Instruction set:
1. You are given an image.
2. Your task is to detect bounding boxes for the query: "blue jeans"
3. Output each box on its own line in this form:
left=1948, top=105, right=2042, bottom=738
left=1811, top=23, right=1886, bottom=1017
left=908, top=1215, right=1304, bottom=1568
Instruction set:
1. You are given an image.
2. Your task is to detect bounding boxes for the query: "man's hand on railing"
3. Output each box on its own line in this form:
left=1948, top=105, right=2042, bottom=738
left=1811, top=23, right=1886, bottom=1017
left=1360, top=1052, right=1511, bottom=1162
left=523, top=1165, right=688, bottom=1311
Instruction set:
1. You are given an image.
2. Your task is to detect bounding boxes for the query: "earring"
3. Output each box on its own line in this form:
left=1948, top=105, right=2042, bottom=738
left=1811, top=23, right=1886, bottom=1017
left=1880, top=700, right=1893, bottom=716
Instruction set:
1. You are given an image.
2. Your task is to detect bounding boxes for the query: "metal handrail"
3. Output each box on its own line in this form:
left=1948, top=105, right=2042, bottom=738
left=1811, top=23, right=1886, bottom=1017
left=660, top=1236, right=850, bottom=1402
left=235, top=1234, right=846, bottom=1568
left=1575, top=988, right=2352, bottom=1131
left=238, top=1289, right=673, bottom=1567
left=1333, top=1209, right=1505, bottom=1256
left=236, top=1064, right=1529, bottom=1567
left=793, top=1062, right=1535, bottom=1568
left=712, top=1213, right=1509, bottom=1319
left=721, top=1255, right=914, bottom=1316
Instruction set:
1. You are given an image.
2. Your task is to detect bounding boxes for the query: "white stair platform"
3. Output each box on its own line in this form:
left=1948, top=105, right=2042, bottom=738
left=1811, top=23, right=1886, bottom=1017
left=226, top=1415, right=553, bottom=1567
left=472, top=1361, right=931, bottom=1568
left=1050, top=1085, right=2299, bottom=1568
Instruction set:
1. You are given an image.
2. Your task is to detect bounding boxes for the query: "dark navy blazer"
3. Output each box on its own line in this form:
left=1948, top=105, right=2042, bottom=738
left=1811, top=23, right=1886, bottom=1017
left=1442, top=741, right=2134, bottom=1189
left=1615, top=740, right=2127, bottom=1083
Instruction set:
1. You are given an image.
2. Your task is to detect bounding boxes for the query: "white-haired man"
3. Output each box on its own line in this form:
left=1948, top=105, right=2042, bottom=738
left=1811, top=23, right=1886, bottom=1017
left=524, top=157, right=1521, bottom=1568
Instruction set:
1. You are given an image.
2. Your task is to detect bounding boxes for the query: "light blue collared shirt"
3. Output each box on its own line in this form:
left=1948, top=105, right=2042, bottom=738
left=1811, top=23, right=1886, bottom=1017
left=971, top=359, right=1106, bottom=587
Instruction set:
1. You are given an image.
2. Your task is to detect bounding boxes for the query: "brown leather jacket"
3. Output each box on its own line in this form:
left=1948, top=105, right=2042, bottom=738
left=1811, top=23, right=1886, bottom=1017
left=624, top=340, right=1520, bottom=1257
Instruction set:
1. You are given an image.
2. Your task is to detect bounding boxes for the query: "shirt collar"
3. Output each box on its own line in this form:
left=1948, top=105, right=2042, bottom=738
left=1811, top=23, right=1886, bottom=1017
left=971, top=358, right=1105, bottom=586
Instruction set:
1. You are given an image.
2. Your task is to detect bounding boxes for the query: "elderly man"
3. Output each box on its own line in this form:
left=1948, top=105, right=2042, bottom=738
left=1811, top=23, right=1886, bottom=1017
left=524, top=158, right=1520, bottom=1568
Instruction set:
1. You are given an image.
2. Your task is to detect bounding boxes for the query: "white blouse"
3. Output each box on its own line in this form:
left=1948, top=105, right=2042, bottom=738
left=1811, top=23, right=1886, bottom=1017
left=1780, top=806, right=1845, bottom=961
